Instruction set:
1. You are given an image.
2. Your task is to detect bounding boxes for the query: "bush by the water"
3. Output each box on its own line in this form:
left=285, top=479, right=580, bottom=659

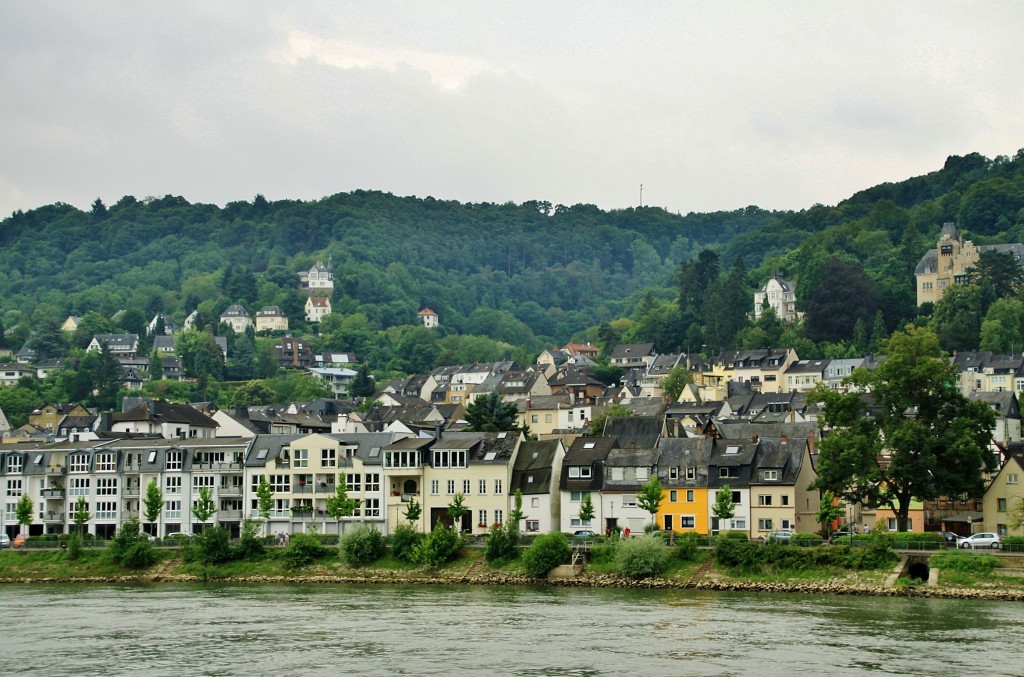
left=715, top=538, right=897, bottom=573
left=340, top=526, right=387, bottom=567
left=790, top=533, right=824, bottom=546
left=108, top=518, right=157, bottom=569
left=521, top=531, right=570, bottom=577
left=672, top=532, right=701, bottom=561
left=233, top=520, right=266, bottom=560
left=388, top=523, right=423, bottom=562
left=284, top=532, right=331, bottom=569
left=412, top=524, right=462, bottom=567
left=615, top=536, right=669, bottom=578
left=929, top=550, right=1001, bottom=574
left=484, top=523, right=521, bottom=563
left=183, top=526, right=233, bottom=565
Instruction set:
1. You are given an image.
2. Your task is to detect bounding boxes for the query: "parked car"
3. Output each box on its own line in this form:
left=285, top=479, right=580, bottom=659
left=829, top=531, right=856, bottom=544
left=572, top=530, right=596, bottom=539
left=937, top=531, right=960, bottom=546
left=0, top=534, right=9, bottom=548
left=12, top=534, right=28, bottom=548
left=958, top=533, right=1002, bottom=549
left=760, top=529, right=794, bottom=543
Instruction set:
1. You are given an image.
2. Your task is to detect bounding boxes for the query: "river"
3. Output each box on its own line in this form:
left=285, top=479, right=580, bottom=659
left=1, top=583, right=1019, bottom=676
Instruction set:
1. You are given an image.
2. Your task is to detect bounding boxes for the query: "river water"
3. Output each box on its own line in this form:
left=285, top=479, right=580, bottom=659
left=1, top=583, right=1021, bottom=676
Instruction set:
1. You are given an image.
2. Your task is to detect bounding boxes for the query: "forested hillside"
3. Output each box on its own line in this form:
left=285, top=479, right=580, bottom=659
left=1, top=149, right=1023, bottom=372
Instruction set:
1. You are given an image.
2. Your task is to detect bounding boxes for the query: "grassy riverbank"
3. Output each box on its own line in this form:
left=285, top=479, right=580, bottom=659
left=3, top=544, right=1024, bottom=601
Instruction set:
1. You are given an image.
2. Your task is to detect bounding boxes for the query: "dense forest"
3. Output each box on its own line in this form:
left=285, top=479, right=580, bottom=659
left=1, top=148, right=1024, bottom=381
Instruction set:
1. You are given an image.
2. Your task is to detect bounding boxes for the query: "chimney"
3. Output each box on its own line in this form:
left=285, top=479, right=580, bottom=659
left=435, top=422, right=443, bottom=440
left=781, top=434, right=788, bottom=444
left=752, top=434, right=758, bottom=443
left=526, top=399, right=532, bottom=409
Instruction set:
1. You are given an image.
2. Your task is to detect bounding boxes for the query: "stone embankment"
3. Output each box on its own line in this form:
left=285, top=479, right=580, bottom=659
left=4, top=568, right=1024, bottom=601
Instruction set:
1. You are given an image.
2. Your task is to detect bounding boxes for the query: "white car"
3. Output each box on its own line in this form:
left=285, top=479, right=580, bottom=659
left=0, top=533, right=9, bottom=548
left=958, top=532, right=1002, bottom=549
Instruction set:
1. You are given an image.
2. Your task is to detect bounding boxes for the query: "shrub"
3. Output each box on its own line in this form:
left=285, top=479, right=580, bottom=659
left=233, top=520, right=266, bottom=560
left=791, top=533, right=824, bottom=546
left=673, top=532, right=700, bottom=561
left=184, top=526, right=233, bottom=565
left=284, top=532, right=330, bottom=569
left=718, top=531, right=749, bottom=541
left=615, top=536, right=669, bottom=578
left=484, top=523, right=521, bottom=563
left=412, top=524, right=462, bottom=567
left=67, top=532, right=82, bottom=561
left=930, top=550, right=1001, bottom=574
left=340, top=526, right=387, bottom=567
left=109, top=518, right=157, bottom=569
left=389, top=523, right=423, bottom=562
left=522, top=532, right=570, bottom=577
left=1001, top=536, right=1024, bottom=553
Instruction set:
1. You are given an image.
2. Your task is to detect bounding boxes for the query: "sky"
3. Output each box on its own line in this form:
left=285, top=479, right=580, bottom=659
left=2, top=2, right=1023, bottom=219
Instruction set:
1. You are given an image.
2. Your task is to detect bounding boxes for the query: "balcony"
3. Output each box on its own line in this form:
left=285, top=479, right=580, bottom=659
left=43, top=511, right=65, bottom=523
left=46, top=466, right=66, bottom=476
left=194, top=462, right=243, bottom=471
left=123, top=487, right=140, bottom=497
left=219, top=510, right=242, bottom=520
left=218, top=486, right=243, bottom=497
left=40, top=488, right=65, bottom=499
left=315, top=483, right=337, bottom=494
left=123, top=462, right=141, bottom=473
left=293, top=485, right=313, bottom=494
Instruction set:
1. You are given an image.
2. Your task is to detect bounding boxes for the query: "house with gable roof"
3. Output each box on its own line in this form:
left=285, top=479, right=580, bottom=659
left=511, top=439, right=566, bottom=534
left=656, top=437, right=713, bottom=534
left=305, top=296, right=332, bottom=323
left=915, top=222, right=1024, bottom=305
left=255, top=306, right=289, bottom=333
left=219, top=305, right=252, bottom=333
left=86, top=333, right=140, bottom=358
left=298, top=260, right=334, bottom=293
left=754, top=272, right=803, bottom=323
left=603, top=445, right=662, bottom=534
left=559, top=436, right=618, bottom=533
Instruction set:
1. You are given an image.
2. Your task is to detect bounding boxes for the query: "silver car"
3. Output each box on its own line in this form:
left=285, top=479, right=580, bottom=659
left=957, top=532, right=1002, bottom=549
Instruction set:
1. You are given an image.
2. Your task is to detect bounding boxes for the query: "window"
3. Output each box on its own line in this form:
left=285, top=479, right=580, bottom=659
left=781, top=495, right=790, bottom=506
left=494, top=479, right=503, bottom=495
left=686, top=490, right=694, bottom=502
left=998, top=498, right=1008, bottom=512
left=193, top=476, right=215, bottom=489
left=636, top=468, right=649, bottom=481
left=479, top=479, right=487, bottom=495
left=686, top=467, right=695, bottom=480
left=432, top=450, right=468, bottom=468
left=622, top=495, right=637, bottom=508
left=321, top=449, right=336, bottom=467
left=570, top=517, right=592, bottom=527
left=494, top=509, right=503, bottom=525
left=611, top=468, right=624, bottom=481
left=887, top=518, right=898, bottom=531
left=346, top=474, right=361, bottom=492
left=758, top=495, right=772, bottom=507
left=731, top=519, right=746, bottom=530
left=294, top=449, right=308, bottom=468
left=166, top=451, right=182, bottom=471
left=164, top=500, right=181, bottom=519
left=431, top=480, right=439, bottom=495
left=731, top=491, right=741, bottom=504
left=1008, top=474, right=1019, bottom=485
left=526, top=520, right=539, bottom=532
left=96, top=501, right=117, bottom=519
left=70, top=478, right=89, bottom=496
left=463, top=479, right=471, bottom=494
left=761, top=470, right=779, bottom=481
left=669, top=467, right=678, bottom=480
left=363, top=498, right=380, bottom=517
left=670, top=490, right=677, bottom=502
left=998, top=524, right=1008, bottom=537
left=478, top=510, right=487, bottom=526
left=95, top=453, right=116, bottom=472
left=679, top=516, right=695, bottom=529
left=6, top=455, right=23, bottom=473
left=96, top=478, right=118, bottom=496
left=447, top=480, right=456, bottom=495
left=165, top=477, right=181, bottom=494
left=545, top=414, right=552, bottom=423
left=69, top=454, right=89, bottom=473
left=570, top=491, right=589, bottom=503
left=531, top=497, right=539, bottom=508
left=781, top=519, right=792, bottom=530
left=365, top=473, right=380, bottom=492
left=6, top=479, right=22, bottom=496
left=531, top=415, right=538, bottom=423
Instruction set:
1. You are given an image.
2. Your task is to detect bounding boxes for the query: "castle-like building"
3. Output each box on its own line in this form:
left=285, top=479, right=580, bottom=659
left=753, top=273, right=802, bottom=323
left=915, top=222, right=1024, bottom=305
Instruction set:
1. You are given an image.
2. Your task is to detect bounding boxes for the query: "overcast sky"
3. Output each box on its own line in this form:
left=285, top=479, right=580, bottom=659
left=2, top=2, right=1022, bottom=219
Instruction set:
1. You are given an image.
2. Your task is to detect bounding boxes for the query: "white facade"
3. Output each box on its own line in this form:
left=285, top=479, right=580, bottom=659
left=753, top=274, right=802, bottom=323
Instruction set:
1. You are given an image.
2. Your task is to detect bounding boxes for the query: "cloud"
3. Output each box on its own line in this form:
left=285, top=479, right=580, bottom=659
left=269, top=30, right=500, bottom=92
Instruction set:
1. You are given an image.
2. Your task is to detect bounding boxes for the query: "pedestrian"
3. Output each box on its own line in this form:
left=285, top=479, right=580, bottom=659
left=623, top=527, right=630, bottom=539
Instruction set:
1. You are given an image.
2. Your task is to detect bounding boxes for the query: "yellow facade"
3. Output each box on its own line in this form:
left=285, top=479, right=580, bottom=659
left=657, top=487, right=710, bottom=535
left=983, top=457, right=1024, bottom=537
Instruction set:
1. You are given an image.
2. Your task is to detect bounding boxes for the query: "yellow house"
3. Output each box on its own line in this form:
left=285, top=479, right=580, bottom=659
left=873, top=499, right=926, bottom=533
left=29, top=403, right=91, bottom=434
left=656, top=437, right=712, bottom=535
left=748, top=437, right=819, bottom=536
left=382, top=436, right=434, bottom=533
left=983, top=455, right=1024, bottom=537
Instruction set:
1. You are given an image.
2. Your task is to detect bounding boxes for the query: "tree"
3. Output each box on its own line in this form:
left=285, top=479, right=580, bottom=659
left=712, top=485, right=735, bottom=528
left=230, top=380, right=276, bottom=408
left=816, top=490, right=844, bottom=537
left=256, top=476, right=274, bottom=535
left=403, top=496, right=422, bottom=526
left=636, top=476, right=664, bottom=529
left=15, top=494, right=33, bottom=533
left=464, top=392, right=519, bottom=432
left=175, top=328, right=224, bottom=381
left=661, top=366, right=693, bottom=402
left=349, top=364, right=376, bottom=398
left=588, top=403, right=631, bottom=436
left=931, top=284, right=984, bottom=351
left=94, top=340, right=121, bottom=411
left=326, top=474, right=360, bottom=535
left=802, top=258, right=879, bottom=344
left=28, top=317, right=67, bottom=361
left=191, top=486, right=217, bottom=531
left=143, top=479, right=163, bottom=535
left=447, top=493, right=469, bottom=532
left=811, top=325, right=996, bottom=532
left=578, top=492, right=595, bottom=525
left=73, top=495, right=91, bottom=535
left=508, top=489, right=526, bottom=530
left=148, top=348, right=162, bottom=381
left=1010, top=498, right=1024, bottom=531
